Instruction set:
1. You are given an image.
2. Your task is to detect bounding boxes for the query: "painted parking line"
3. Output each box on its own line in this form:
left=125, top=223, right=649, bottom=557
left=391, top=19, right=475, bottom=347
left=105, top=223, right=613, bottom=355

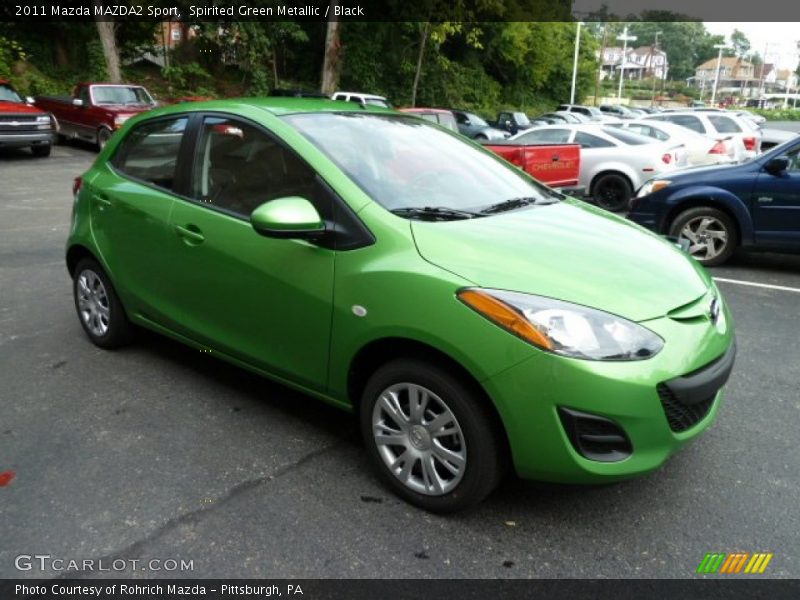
left=713, top=277, right=800, bottom=294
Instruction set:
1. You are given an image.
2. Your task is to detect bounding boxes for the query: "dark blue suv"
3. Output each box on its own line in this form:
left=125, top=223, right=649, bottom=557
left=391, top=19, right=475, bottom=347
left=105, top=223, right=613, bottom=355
left=628, top=138, right=800, bottom=266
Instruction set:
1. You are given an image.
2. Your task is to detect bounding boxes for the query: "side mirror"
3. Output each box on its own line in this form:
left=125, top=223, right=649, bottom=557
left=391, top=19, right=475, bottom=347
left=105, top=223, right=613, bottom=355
left=765, top=156, right=789, bottom=175
left=250, top=197, right=325, bottom=240
left=25, top=96, right=34, bottom=104
left=72, top=98, right=84, bottom=107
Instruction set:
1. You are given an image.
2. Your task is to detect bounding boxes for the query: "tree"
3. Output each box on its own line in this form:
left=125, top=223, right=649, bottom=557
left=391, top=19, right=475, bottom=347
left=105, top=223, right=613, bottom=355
left=93, top=0, right=121, bottom=82
left=320, top=0, right=341, bottom=94
left=730, top=29, right=750, bottom=59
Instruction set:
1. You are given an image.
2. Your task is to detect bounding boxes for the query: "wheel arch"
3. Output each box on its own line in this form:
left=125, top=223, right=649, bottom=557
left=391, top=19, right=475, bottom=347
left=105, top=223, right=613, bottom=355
left=347, top=337, right=512, bottom=457
left=66, top=244, right=99, bottom=278
left=663, top=188, right=752, bottom=245
left=589, top=168, right=635, bottom=195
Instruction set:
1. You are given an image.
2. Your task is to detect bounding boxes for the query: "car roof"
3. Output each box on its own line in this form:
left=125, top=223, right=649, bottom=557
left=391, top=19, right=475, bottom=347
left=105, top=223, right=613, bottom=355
left=399, top=107, right=452, bottom=114
left=332, top=92, right=387, bottom=100
left=131, top=97, right=398, bottom=118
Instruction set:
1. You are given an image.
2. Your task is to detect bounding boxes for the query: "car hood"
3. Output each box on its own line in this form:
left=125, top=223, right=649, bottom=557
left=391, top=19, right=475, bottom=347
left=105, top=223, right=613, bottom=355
left=0, top=101, right=46, bottom=115
left=410, top=200, right=712, bottom=322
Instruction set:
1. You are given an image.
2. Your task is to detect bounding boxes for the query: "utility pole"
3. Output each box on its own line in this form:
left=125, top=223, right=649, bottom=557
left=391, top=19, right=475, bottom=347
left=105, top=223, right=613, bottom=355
left=711, top=44, right=727, bottom=105
left=616, top=26, right=637, bottom=104
left=594, top=24, right=608, bottom=106
left=650, top=30, right=662, bottom=106
left=570, top=22, right=583, bottom=104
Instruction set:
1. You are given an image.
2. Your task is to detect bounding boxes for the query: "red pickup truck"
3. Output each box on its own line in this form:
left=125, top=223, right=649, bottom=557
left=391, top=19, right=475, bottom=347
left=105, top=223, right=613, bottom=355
left=0, top=80, right=56, bottom=157
left=35, top=83, right=156, bottom=150
left=484, top=140, right=582, bottom=194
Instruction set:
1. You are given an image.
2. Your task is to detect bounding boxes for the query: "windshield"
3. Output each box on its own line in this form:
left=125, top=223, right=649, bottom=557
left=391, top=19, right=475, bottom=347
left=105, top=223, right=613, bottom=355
left=467, top=113, right=488, bottom=127
left=91, top=86, right=154, bottom=106
left=0, top=84, right=23, bottom=103
left=514, top=112, right=531, bottom=126
left=365, top=98, right=392, bottom=108
left=285, top=113, right=558, bottom=216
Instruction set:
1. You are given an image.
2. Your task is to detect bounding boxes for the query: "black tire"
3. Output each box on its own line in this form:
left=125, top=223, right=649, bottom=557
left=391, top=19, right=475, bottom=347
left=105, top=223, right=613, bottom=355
left=359, top=358, right=506, bottom=513
left=668, top=206, right=738, bottom=267
left=96, top=127, right=112, bottom=151
left=474, top=134, right=488, bottom=141
left=592, top=172, right=633, bottom=212
left=31, top=144, right=51, bottom=157
left=72, top=258, right=133, bottom=349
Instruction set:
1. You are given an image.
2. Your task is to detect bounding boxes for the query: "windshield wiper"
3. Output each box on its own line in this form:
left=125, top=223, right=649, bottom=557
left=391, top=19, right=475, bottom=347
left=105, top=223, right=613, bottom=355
left=390, top=206, right=483, bottom=221
left=481, top=193, right=562, bottom=214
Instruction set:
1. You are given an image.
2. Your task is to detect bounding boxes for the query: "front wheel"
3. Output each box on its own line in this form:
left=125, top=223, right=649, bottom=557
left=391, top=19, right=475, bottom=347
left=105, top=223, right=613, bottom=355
left=73, top=258, right=133, bottom=348
left=592, top=173, right=633, bottom=212
left=31, top=144, right=51, bottom=157
left=360, top=359, right=506, bottom=513
left=96, top=127, right=112, bottom=151
left=668, top=206, right=738, bottom=267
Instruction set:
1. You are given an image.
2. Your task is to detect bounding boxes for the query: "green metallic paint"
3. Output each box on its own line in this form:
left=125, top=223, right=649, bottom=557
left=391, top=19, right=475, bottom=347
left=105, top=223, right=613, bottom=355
left=67, top=99, right=735, bottom=486
left=250, top=196, right=324, bottom=234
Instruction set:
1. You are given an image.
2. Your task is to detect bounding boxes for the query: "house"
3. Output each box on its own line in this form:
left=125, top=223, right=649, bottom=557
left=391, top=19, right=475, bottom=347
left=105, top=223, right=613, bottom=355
left=600, top=46, right=668, bottom=81
left=692, top=57, right=755, bottom=95
left=775, top=69, right=798, bottom=91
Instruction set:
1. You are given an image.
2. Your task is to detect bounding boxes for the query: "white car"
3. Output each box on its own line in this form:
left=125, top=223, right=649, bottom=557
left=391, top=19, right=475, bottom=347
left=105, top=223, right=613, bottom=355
left=331, top=91, right=392, bottom=108
left=610, top=119, right=735, bottom=167
left=642, top=111, right=761, bottom=161
left=510, top=124, right=683, bottom=212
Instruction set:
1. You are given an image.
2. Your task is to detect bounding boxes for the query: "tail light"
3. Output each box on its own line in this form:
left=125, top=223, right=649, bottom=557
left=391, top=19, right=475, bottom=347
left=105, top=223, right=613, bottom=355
left=73, top=176, right=83, bottom=197
left=708, top=141, right=727, bottom=155
left=742, top=136, right=757, bottom=151
left=662, top=153, right=672, bottom=165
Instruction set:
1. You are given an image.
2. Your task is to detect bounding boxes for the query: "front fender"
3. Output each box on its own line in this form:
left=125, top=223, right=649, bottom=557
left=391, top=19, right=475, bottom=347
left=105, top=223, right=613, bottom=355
left=662, top=186, right=754, bottom=244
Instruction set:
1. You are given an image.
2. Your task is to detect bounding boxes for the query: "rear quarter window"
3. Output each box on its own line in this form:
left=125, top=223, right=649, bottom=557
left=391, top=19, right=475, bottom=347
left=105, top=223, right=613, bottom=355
left=111, top=116, right=188, bottom=191
left=707, top=115, right=742, bottom=133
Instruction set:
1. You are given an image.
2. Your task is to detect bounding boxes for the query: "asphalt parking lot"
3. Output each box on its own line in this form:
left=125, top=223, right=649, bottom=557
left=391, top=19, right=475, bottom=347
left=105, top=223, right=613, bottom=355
left=1, top=142, right=798, bottom=579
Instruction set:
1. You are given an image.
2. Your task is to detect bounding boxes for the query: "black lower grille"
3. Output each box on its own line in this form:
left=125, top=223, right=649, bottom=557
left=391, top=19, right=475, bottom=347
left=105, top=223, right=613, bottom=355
left=558, top=407, right=633, bottom=462
left=657, top=384, right=716, bottom=432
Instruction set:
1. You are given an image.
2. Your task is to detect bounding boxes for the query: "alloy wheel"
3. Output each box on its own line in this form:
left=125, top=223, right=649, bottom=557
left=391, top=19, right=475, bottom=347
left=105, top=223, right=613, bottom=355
left=371, top=383, right=466, bottom=496
left=76, top=269, right=110, bottom=337
left=679, top=216, right=728, bottom=261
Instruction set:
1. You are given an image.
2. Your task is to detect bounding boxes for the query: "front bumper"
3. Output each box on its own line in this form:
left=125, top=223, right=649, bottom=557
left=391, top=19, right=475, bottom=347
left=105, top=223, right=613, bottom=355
left=0, top=131, right=56, bottom=147
left=483, top=301, right=735, bottom=483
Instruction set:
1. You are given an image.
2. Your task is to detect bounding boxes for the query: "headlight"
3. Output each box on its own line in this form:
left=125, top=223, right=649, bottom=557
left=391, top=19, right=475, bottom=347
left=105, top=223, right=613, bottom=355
left=458, top=289, right=664, bottom=361
left=114, top=115, right=130, bottom=127
left=637, top=179, right=671, bottom=198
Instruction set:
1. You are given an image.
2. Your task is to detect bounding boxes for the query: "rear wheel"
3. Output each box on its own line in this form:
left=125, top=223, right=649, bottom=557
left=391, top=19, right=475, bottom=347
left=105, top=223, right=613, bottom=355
left=73, top=258, right=133, bottom=348
left=360, top=359, right=506, bottom=513
left=474, top=134, right=488, bottom=141
left=669, top=206, right=738, bottom=267
left=31, top=145, right=51, bottom=157
left=592, top=172, right=633, bottom=212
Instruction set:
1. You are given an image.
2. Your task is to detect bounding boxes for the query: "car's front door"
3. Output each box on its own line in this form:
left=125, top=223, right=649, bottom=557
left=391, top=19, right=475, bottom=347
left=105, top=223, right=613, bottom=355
left=162, top=114, right=336, bottom=390
left=89, top=115, right=189, bottom=320
left=752, top=144, right=800, bottom=247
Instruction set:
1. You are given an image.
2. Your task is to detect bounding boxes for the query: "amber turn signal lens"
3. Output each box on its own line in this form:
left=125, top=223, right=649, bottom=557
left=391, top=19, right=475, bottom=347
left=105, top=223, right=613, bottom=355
left=458, top=289, right=553, bottom=350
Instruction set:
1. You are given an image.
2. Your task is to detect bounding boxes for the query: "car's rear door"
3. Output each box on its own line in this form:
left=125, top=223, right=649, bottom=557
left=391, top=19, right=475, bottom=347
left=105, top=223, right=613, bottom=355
left=162, top=113, right=336, bottom=390
left=89, top=114, right=189, bottom=319
left=751, top=143, right=800, bottom=247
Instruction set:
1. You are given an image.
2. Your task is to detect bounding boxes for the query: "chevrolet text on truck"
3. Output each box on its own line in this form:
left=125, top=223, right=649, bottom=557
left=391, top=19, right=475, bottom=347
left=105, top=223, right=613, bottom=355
left=0, top=80, right=56, bottom=157
left=35, top=83, right=156, bottom=150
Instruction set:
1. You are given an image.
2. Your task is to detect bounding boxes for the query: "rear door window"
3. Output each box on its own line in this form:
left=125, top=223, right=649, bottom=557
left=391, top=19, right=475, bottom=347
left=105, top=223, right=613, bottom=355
left=664, top=115, right=706, bottom=134
left=515, top=128, right=571, bottom=144
left=112, top=116, right=188, bottom=191
left=574, top=132, right=614, bottom=148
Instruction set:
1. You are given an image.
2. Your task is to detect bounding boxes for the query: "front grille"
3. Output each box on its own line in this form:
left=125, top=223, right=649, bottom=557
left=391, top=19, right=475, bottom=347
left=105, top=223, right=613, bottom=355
left=0, top=113, right=41, bottom=133
left=657, top=384, right=715, bottom=433
left=558, top=407, right=633, bottom=462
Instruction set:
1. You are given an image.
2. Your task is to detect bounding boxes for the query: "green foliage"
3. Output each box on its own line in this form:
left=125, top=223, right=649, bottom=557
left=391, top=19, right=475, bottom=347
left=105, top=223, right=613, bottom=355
left=162, top=62, right=214, bottom=96
left=0, top=35, right=27, bottom=79
left=753, top=108, right=800, bottom=121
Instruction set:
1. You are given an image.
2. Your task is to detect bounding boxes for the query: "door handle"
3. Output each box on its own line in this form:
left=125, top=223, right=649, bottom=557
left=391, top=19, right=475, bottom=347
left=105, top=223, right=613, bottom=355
left=174, top=224, right=205, bottom=244
left=552, top=155, right=560, bottom=162
left=757, top=196, right=773, bottom=204
left=93, top=193, right=112, bottom=208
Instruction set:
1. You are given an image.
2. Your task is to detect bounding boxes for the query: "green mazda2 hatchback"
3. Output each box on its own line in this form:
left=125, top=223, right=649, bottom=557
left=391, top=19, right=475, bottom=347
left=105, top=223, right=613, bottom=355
left=67, top=99, right=735, bottom=512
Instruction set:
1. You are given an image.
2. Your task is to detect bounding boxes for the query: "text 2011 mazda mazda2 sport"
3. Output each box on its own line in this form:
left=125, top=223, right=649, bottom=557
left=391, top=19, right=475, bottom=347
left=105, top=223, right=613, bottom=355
left=67, top=99, right=735, bottom=512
